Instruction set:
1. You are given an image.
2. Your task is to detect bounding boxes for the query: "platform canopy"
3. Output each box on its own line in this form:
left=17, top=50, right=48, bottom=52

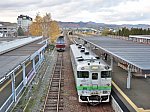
left=0, top=36, right=47, bottom=83
left=81, top=36, right=150, bottom=74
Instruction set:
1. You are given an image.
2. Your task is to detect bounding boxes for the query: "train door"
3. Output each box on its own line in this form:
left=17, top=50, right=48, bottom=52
left=91, top=72, right=99, bottom=90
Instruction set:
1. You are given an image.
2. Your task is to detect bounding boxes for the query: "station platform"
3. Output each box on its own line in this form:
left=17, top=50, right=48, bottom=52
left=0, top=36, right=48, bottom=112
left=112, top=61, right=150, bottom=112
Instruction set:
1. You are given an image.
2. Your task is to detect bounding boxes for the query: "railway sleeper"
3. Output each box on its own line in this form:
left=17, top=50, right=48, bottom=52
left=46, top=102, right=57, bottom=105
left=52, top=81, right=59, bottom=83
left=50, top=88, right=59, bottom=91
left=47, top=97, right=58, bottom=100
left=45, top=107, right=57, bottom=110
left=58, top=107, right=63, bottom=110
left=47, top=99, right=59, bottom=102
left=52, top=78, right=60, bottom=81
left=54, top=71, right=60, bottom=74
left=54, top=68, right=61, bottom=71
left=49, top=91, right=59, bottom=94
left=50, top=91, right=59, bottom=93
left=52, top=80, right=60, bottom=83
left=49, top=93, right=60, bottom=95
left=48, top=96, right=63, bottom=99
left=49, top=90, right=59, bottom=93
left=53, top=73, right=60, bottom=75
left=54, top=70, right=61, bottom=73
left=51, top=82, right=59, bottom=85
left=48, top=96, right=58, bottom=99
left=53, top=74, right=61, bottom=76
left=50, top=90, right=59, bottom=92
left=53, top=75, right=61, bottom=78
left=46, top=103, right=57, bottom=106
left=51, top=85, right=59, bottom=87
left=47, top=97, right=63, bottom=100
left=48, top=93, right=59, bottom=96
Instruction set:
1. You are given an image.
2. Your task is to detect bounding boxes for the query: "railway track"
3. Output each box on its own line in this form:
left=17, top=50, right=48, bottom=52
left=85, top=103, right=114, bottom=112
left=43, top=52, right=64, bottom=112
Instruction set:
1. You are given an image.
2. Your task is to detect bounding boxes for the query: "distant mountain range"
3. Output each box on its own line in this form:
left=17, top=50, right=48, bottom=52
left=58, top=21, right=150, bottom=29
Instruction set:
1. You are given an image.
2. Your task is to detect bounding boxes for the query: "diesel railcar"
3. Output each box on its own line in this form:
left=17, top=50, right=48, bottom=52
left=70, top=44, right=112, bottom=105
left=56, top=36, right=65, bottom=51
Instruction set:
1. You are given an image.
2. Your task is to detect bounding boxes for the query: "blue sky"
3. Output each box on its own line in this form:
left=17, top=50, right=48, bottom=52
left=0, top=0, right=150, bottom=24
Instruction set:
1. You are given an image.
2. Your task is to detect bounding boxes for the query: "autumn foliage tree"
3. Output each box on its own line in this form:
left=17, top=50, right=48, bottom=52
left=50, top=21, right=60, bottom=43
left=29, top=13, right=60, bottom=43
left=29, top=13, right=42, bottom=36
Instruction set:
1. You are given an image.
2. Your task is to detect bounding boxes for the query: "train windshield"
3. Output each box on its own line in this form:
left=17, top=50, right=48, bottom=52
left=77, top=71, right=89, bottom=78
left=92, top=73, right=98, bottom=80
left=101, top=71, right=111, bottom=78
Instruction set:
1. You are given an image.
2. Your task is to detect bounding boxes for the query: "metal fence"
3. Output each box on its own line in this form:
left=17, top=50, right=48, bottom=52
left=0, top=57, right=44, bottom=112
left=0, top=94, right=13, bottom=112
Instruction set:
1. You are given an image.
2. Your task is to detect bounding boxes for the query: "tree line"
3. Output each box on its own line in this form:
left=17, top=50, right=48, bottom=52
left=101, top=27, right=150, bottom=37
left=116, top=27, right=150, bottom=37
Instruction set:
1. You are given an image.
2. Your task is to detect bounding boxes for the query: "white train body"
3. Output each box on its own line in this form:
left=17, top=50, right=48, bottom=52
left=70, top=44, right=112, bottom=103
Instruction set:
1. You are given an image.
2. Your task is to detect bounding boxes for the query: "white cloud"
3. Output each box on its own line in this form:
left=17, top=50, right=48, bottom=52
left=0, top=0, right=150, bottom=24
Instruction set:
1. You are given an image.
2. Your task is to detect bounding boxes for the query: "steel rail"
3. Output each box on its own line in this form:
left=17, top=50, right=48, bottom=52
left=43, top=52, right=63, bottom=112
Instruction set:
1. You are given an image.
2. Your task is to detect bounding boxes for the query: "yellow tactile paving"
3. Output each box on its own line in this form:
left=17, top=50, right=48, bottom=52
left=112, top=81, right=150, bottom=112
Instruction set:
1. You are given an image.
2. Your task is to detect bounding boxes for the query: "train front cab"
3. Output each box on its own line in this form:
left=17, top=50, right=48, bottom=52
left=77, top=70, right=111, bottom=103
left=56, top=44, right=65, bottom=52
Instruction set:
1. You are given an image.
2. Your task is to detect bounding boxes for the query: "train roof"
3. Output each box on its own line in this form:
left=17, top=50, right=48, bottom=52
left=56, top=36, right=65, bottom=44
left=70, top=44, right=110, bottom=68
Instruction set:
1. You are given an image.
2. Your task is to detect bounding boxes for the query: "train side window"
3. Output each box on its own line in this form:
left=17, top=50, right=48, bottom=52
left=101, top=71, right=111, bottom=78
left=77, top=71, right=89, bottom=78
left=92, top=73, right=98, bottom=80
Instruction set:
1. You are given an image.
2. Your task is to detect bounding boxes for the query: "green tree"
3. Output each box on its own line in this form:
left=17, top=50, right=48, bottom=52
left=116, top=27, right=150, bottom=37
left=17, top=27, right=24, bottom=36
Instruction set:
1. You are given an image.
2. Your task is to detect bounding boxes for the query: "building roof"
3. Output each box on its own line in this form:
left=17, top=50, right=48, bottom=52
left=129, top=35, right=150, bottom=40
left=17, top=15, right=32, bottom=21
left=0, top=22, right=17, bottom=27
left=82, top=36, right=150, bottom=73
left=0, top=36, right=42, bottom=55
left=0, top=36, right=47, bottom=82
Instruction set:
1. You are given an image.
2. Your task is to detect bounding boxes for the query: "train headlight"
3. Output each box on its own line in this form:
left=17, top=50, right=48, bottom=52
left=81, top=67, right=85, bottom=70
left=103, top=91, right=108, bottom=94
left=106, top=83, right=110, bottom=86
left=105, top=66, right=110, bottom=70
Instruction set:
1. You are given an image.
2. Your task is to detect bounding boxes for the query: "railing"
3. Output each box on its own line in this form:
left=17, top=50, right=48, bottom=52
left=0, top=94, right=13, bottom=112
left=0, top=56, right=45, bottom=112
left=16, top=81, right=24, bottom=98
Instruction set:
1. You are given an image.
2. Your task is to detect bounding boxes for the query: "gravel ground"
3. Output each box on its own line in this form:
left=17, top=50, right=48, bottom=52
left=63, top=35, right=88, bottom=112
